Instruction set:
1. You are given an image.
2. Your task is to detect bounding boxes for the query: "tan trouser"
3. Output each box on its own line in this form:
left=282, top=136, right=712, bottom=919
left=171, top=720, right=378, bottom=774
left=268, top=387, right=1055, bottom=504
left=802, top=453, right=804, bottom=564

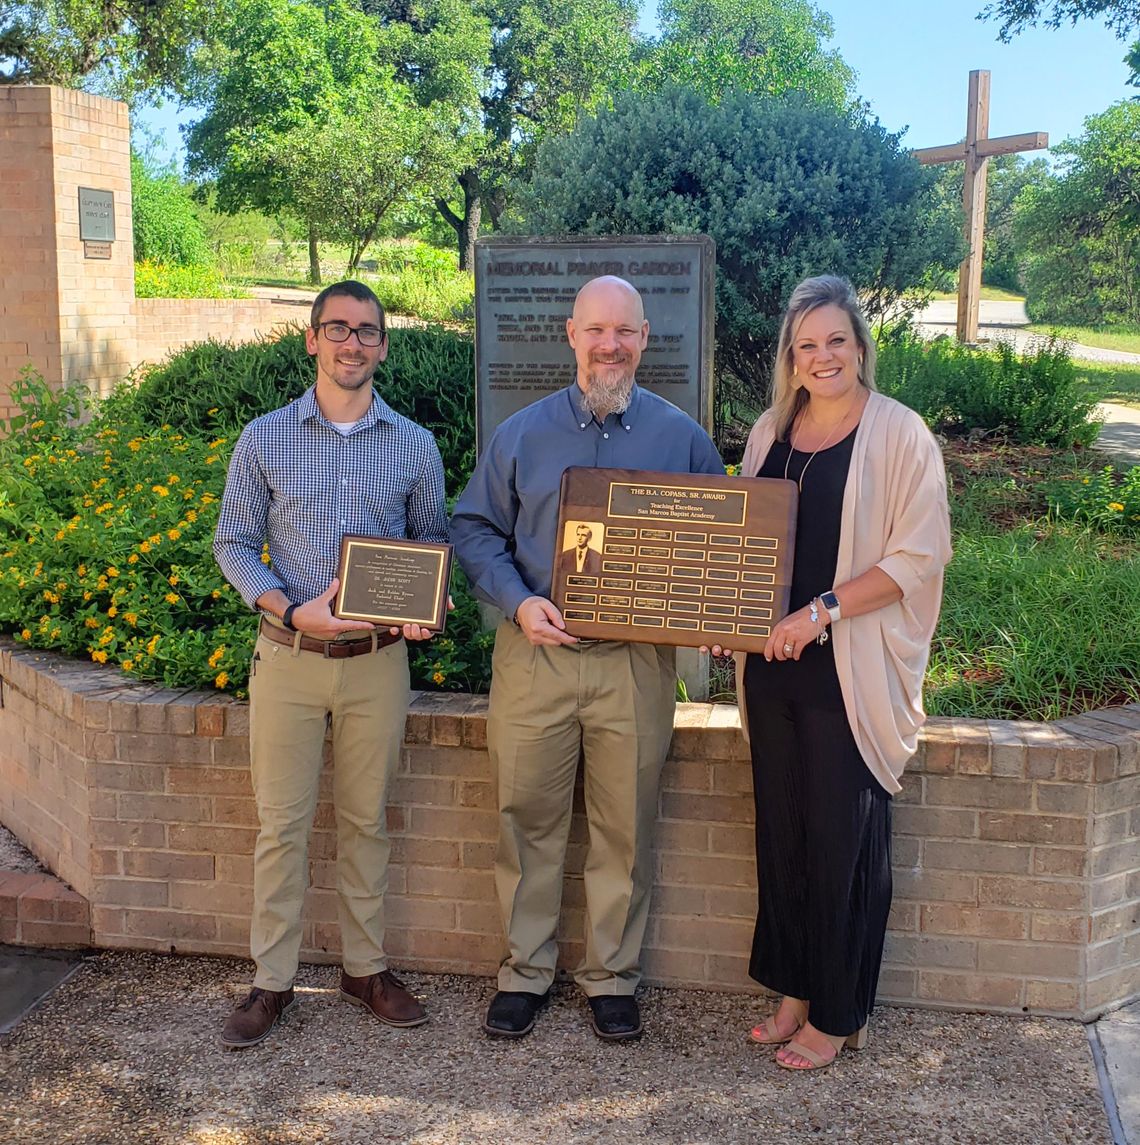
left=247, top=629, right=409, bottom=990
left=488, top=621, right=676, bottom=997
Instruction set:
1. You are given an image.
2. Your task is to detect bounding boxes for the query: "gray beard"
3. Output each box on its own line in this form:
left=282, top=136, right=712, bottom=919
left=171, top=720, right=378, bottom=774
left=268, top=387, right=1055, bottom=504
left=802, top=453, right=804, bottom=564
left=582, top=371, right=634, bottom=418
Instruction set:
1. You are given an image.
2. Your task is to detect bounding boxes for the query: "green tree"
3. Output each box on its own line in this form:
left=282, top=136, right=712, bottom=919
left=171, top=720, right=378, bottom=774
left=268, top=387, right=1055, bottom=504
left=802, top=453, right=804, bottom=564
left=185, top=0, right=479, bottom=283
left=636, top=0, right=855, bottom=107
left=130, top=153, right=210, bottom=266
left=930, top=153, right=1050, bottom=293
left=0, top=0, right=218, bottom=99
left=980, top=1, right=1140, bottom=84
left=513, top=87, right=962, bottom=427
left=267, top=96, right=464, bottom=275
left=1015, top=100, right=1140, bottom=324
left=424, top=0, right=638, bottom=268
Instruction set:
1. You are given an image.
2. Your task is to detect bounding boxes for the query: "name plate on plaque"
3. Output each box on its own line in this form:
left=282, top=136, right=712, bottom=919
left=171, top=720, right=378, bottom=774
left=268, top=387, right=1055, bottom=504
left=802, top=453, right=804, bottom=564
left=551, top=468, right=797, bottom=653
left=334, top=536, right=452, bottom=631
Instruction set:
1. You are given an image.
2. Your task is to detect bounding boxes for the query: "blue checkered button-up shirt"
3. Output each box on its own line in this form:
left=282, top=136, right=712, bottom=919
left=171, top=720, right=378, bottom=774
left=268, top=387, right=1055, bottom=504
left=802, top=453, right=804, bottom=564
left=214, top=385, right=448, bottom=610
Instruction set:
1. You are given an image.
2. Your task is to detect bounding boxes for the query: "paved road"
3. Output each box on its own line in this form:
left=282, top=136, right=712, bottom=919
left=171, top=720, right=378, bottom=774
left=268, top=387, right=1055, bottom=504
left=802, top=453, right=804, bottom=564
left=914, top=299, right=1140, bottom=366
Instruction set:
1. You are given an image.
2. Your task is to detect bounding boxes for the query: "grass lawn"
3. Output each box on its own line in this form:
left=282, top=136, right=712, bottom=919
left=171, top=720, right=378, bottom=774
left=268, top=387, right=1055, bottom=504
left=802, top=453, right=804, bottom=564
left=1073, top=359, right=1140, bottom=403
left=927, top=440, right=1140, bottom=720
left=1025, top=323, right=1140, bottom=355
left=930, top=286, right=1026, bottom=303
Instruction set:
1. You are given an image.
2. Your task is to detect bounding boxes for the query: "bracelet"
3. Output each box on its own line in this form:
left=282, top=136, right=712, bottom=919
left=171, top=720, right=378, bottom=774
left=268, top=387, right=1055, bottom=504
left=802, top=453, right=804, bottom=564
left=810, top=597, right=829, bottom=646
left=282, top=603, right=299, bottom=631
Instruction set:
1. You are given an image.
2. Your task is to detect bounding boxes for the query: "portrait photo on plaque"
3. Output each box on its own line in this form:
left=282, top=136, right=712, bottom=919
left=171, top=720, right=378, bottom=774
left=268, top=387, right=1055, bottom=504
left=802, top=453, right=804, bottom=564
left=551, top=467, right=797, bottom=653
left=557, top=520, right=605, bottom=579
left=334, top=535, right=452, bottom=631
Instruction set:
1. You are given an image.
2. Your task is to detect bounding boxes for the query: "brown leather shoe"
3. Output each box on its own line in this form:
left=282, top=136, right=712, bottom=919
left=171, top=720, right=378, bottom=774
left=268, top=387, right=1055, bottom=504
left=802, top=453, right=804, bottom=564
left=220, top=986, right=296, bottom=1050
left=340, top=969, right=428, bottom=1028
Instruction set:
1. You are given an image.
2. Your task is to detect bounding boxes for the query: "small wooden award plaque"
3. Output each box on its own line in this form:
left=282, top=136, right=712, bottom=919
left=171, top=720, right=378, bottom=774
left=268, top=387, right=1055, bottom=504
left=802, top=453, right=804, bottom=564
left=334, top=536, right=452, bottom=631
left=551, top=468, right=797, bottom=653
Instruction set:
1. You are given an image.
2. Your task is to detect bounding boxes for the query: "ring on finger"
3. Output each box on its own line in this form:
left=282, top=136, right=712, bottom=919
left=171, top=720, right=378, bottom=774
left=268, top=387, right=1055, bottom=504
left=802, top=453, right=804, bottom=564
left=782, top=642, right=794, bottom=654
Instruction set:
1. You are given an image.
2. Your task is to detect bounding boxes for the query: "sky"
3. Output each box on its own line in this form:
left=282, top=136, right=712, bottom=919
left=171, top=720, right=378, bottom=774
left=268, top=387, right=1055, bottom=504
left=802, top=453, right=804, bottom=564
left=136, top=0, right=1136, bottom=169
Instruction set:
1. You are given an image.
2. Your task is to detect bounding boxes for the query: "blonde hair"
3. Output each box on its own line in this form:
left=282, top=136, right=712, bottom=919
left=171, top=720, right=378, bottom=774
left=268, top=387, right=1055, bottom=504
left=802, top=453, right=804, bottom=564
left=770, top=275, right=877, bottom=441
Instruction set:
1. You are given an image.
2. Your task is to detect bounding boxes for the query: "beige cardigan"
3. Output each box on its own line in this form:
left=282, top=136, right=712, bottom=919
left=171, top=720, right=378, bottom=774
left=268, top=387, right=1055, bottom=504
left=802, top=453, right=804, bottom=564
left=737, top=391, right=952, bottom=794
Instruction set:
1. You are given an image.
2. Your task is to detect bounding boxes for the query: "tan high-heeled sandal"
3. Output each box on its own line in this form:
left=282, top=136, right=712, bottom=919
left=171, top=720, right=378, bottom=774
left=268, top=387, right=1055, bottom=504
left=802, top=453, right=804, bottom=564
left=776, top=1024, right=867, bottom=1070
left=748, top=999, right=807, bottom=1045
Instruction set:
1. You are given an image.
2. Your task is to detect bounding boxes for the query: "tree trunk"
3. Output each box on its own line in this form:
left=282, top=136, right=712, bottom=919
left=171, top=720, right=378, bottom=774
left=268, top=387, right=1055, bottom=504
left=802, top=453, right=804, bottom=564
left=307, top=222, right=322, bottom=286
left=435, top=169, right=481, bottom=271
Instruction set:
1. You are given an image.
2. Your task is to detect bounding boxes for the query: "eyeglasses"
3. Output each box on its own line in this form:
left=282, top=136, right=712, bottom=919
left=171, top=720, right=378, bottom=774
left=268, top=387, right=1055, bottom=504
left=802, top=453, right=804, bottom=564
left=315, top=321, right=386, bottom=347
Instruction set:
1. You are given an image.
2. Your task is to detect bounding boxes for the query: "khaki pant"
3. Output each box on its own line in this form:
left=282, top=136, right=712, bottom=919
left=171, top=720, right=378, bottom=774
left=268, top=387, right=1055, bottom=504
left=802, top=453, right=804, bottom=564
left=488, top=621, right=676, bottom=997
left=247, top=629, right=409, bottom=991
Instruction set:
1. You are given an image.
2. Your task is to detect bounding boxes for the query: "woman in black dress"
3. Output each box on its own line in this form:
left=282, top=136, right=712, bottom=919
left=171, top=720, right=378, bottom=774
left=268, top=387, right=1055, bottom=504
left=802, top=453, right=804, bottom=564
left=739, top=276, right=951, bottom=1070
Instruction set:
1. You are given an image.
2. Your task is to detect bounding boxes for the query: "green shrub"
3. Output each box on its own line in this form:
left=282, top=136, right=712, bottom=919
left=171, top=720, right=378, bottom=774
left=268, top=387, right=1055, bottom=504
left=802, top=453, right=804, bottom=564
left=0, top=366, right=489, bottom=697
left=134, top=260, right=246, bottom=299
left=116, top=326, right=476, bottom=491
left=876, top=333, right=1099, bottom=448
left=1045, top=464, right=1140, bottom=534
left=513, top=85, right=962, bottom=411
left=131, top=154, right=211, bottom=267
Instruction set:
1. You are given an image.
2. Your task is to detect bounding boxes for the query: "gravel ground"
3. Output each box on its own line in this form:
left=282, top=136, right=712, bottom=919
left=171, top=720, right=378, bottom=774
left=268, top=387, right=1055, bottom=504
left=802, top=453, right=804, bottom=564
left=0, top=951, right=1109, bottom=1145
left=0, top=826, right=45, bottom=874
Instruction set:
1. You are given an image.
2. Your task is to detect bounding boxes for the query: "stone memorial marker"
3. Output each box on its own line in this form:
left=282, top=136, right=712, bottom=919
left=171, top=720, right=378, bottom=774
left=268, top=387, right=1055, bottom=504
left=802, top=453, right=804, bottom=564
left=473, top=235, right=715, bottom=449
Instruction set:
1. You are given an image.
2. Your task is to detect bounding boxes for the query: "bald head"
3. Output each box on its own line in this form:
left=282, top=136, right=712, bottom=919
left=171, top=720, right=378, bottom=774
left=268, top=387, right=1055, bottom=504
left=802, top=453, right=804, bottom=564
left=571, top=275, right=645, bottom=325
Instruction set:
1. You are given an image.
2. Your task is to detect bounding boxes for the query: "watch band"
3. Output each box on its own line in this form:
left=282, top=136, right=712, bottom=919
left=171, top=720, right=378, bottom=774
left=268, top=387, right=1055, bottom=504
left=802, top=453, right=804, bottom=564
left=820, top=590, right=841, bottom=623
left=282, top=603, right=299, bottom=631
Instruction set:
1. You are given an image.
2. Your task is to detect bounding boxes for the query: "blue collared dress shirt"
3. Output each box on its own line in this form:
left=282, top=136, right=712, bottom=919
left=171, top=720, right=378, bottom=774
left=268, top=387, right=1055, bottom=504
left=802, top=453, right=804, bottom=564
left=214, top=385, right=448, bottom=610
left=451, top=383, right=724, bottom=620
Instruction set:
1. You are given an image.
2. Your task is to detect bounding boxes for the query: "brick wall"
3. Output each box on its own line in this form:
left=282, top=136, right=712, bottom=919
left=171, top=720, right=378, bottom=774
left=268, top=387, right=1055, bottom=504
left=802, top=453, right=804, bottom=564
left=134, top=300, right=306, bottom=367
left=0, top=86, right=63, bottom=427
left=1, top=640, right=1137, bottom=1019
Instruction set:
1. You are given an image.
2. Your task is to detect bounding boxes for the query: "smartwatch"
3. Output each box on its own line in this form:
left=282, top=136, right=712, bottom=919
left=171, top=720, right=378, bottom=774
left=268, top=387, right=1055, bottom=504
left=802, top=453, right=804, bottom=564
left=819, top=590, right=842, bottom=623
left=282, top=603, right=299, bottom=631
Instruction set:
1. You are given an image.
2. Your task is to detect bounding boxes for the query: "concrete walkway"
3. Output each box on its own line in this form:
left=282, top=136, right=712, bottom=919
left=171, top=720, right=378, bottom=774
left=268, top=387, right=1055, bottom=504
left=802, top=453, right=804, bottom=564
left=1095, top=402, right=1140, bottom=466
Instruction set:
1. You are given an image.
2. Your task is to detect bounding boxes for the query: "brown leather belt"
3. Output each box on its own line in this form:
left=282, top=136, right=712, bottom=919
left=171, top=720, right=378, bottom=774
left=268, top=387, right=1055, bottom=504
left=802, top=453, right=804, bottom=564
left=258, top=618, right=402, bottom=658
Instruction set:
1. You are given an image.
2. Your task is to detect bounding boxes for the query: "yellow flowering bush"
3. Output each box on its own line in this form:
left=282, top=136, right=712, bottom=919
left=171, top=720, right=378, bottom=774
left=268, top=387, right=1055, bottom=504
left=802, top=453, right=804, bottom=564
left=0, top=379, right=251, bottom=693
left=0, top=365, right=494, bottom=696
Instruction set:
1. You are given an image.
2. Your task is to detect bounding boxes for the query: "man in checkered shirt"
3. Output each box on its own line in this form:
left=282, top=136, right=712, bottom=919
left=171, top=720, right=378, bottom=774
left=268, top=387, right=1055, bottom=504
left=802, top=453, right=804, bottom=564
left=214, top=280, right=448, bottom=1050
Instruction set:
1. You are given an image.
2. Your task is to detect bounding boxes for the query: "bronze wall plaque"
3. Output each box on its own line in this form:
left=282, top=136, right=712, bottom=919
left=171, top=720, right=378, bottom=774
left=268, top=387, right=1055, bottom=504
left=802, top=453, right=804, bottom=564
left=78, top=187, right=116, bottom=241
left=551, top=469, right=797, bottom=653
left=334, top=536, right=452, bottom=630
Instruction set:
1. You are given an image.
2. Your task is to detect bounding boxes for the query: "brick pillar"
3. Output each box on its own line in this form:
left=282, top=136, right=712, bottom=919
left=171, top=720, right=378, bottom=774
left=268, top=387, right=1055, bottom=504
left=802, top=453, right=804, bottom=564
left=0, top=86, right=136, bottom=424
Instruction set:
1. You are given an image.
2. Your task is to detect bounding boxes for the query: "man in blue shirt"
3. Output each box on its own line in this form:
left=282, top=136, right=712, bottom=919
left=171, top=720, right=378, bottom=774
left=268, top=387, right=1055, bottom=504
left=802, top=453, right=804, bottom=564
left=214, top=280, right=448, bottom=1049
left=452, top=275, right=724, bottom=1041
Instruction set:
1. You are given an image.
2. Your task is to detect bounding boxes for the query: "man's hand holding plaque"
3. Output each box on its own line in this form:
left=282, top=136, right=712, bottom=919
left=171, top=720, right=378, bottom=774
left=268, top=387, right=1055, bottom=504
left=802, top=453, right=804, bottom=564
left=333, top=535, right=453, bottom=637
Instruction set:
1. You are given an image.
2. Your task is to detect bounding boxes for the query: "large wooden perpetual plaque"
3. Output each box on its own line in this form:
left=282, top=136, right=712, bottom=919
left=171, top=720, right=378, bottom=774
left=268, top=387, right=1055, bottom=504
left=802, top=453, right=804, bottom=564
left=551, top=468, right=797, bottom=653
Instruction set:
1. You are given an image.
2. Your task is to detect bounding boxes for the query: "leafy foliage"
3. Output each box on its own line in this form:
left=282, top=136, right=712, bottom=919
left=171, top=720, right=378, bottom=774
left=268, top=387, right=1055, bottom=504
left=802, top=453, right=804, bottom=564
left=0, top=341, right=489, bottom=695
left=1045, top=462, right=1140, bottom=532
left=130, top=153, right=210, bottom=266
left=513, top=86, right=962, bottom=422
left=876, top=332, right=1100, bottom=448
left=636, top=0, right=855, bottom=107
left=0, top=0, right=218, bottom=98
left=185, top=0, right=481, bottom=280
left=117, top=326, right=477, bottom=491
left=133, top=260, right=242, bottom=298
left=1014, top=101, right=1140, bottom=326
left=979, top=0, right=1140, bottom=85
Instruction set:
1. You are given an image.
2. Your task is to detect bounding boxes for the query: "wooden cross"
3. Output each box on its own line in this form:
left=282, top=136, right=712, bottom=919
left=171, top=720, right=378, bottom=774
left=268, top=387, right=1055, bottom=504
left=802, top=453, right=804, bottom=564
left=913, top=70, right=1048, bottom=344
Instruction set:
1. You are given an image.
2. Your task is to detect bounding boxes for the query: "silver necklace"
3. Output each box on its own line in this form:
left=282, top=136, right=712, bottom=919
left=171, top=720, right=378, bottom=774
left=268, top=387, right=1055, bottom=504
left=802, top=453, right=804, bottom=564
left=783, top=407, right=850, bottom=492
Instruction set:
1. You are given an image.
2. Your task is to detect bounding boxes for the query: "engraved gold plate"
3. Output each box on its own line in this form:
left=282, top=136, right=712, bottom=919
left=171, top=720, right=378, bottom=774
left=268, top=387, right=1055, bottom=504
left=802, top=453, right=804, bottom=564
left=551, top=467, right=797, bottom=652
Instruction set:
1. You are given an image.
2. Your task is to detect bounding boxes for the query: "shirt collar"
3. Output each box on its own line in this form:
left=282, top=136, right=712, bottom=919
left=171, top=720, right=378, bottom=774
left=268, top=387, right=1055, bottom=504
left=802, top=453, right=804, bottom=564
left=295, top=385, right=399, bottom=430
left=565, top=381, right=642, bottom=434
